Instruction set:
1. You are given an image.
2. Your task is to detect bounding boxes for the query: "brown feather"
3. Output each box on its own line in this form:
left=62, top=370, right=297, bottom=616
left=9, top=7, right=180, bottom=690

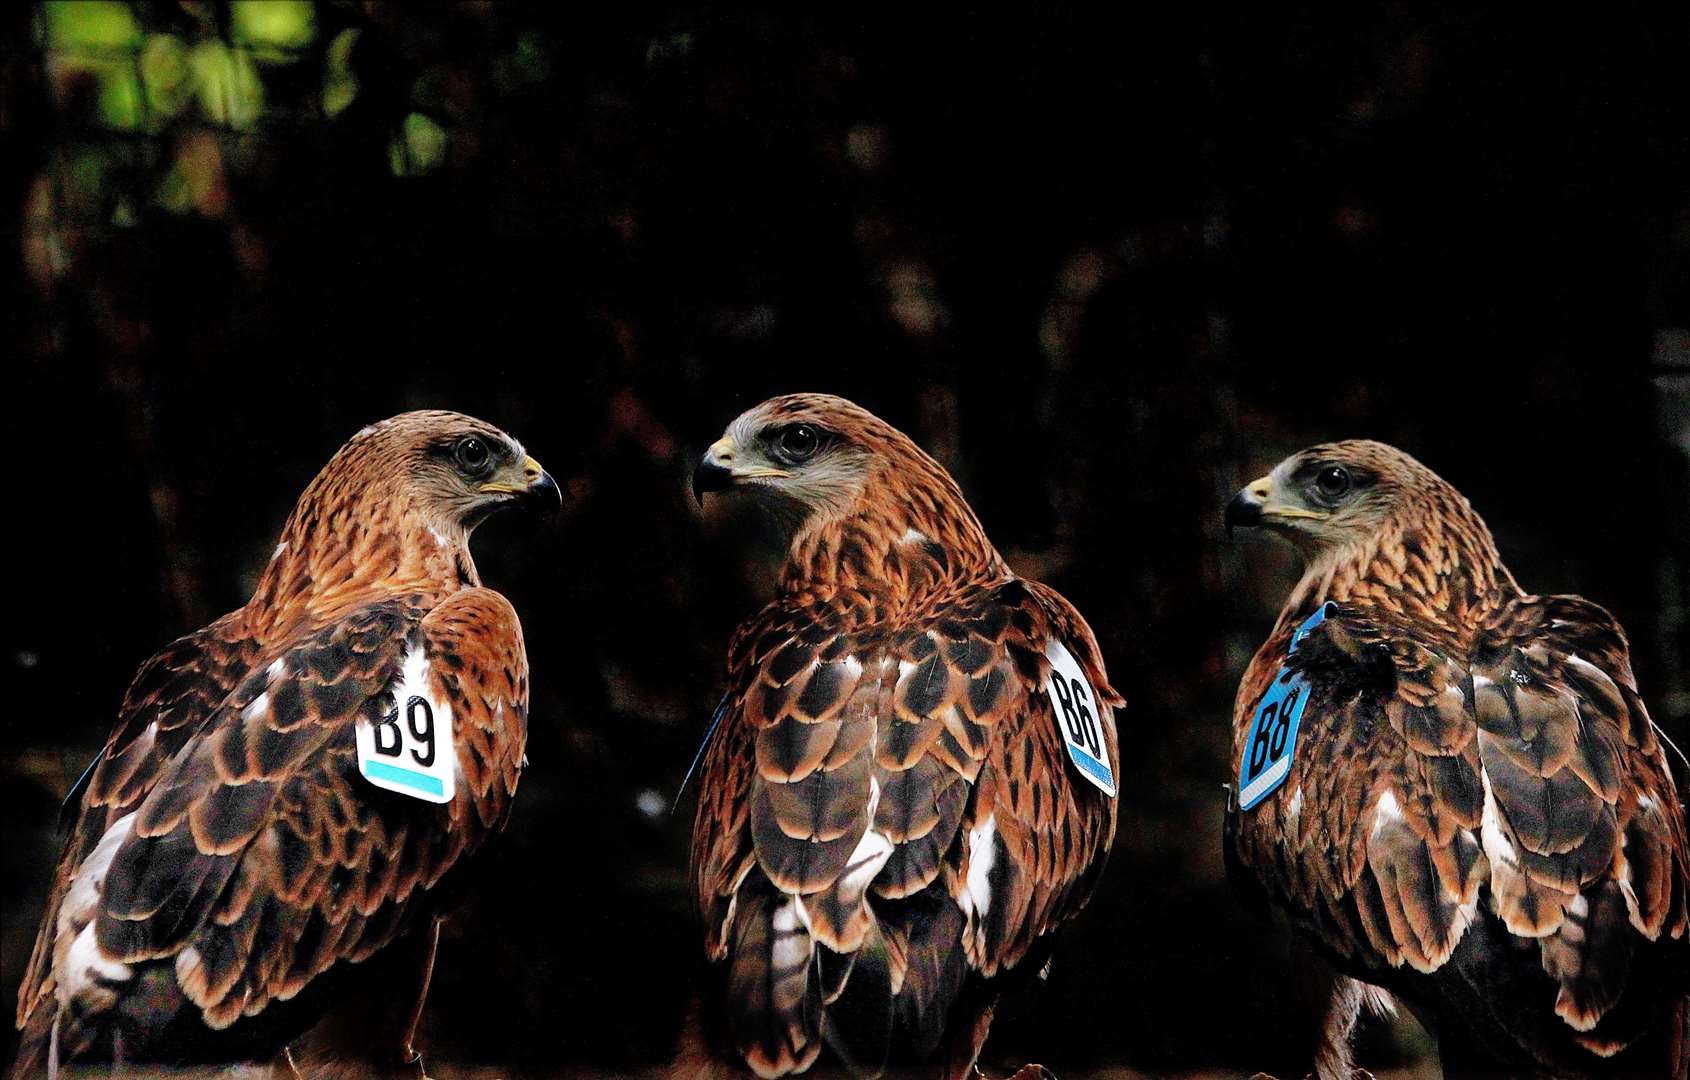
left=15, top=412, right=537, bottom=1072
left=689, top=394, right=1119, bottom=1078
left=1229, top=439, right=1690, bottom=1077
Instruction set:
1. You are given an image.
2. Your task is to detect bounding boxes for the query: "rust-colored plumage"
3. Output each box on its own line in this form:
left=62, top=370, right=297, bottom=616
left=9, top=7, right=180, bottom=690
left=12, top=411, right=557, bottom=1078
left=685, top=394, right=1120, bottom=1078
left=1226, top=440, right=1690, bottom=1079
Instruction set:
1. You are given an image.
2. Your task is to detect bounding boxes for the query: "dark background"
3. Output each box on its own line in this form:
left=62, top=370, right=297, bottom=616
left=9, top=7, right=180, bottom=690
left=4, top=3, right=1689, bottom=1076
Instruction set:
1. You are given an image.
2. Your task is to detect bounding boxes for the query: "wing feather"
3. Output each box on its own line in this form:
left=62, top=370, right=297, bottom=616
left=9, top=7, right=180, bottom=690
left=33, top=589, right=527, bottom=1062
left=1229, top=594, right=1690, bottom=1064
left=692, top=578, right=1119, bottom=1074
left=17, top=613, right=258, bottom=1034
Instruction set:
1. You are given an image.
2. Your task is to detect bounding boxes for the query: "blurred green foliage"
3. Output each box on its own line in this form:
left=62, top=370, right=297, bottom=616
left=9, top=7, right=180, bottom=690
left=42, top=2, right=279, bottom=132
left=188, top=41, right=261, bottom=128
left=32, top=0, right=478, bottom=233
left=323, top=28, right=358, bottom=118
left=230, top=0, right=314, bottom=54
left=41, top=0, right=138, bottom=49
left=391, top=112, right=448, bottom=177
left=140, top=33, right=192, bottom=116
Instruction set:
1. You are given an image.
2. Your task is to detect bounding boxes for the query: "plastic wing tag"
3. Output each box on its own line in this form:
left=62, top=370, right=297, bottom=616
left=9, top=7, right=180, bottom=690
left=1045, top=638, right=1116, bottom=797
left=356, top=657, right=456, bottom=804
left=1237, top=602, right=1333, bottom=811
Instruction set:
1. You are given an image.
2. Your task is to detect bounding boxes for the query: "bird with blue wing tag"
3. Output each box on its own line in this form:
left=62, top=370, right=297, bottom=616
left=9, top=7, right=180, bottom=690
left=1225, top=440, right=1690, bottom=1080
left=1237, top=603, right=1332, bottom=811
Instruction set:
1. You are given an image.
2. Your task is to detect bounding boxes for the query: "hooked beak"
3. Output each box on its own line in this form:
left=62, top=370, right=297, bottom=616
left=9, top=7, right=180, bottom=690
left=1225, top=475, right=1271, bottom=538
left=1225, top=473, right=1327, bottom=538
left=481, top=455, right=562, bottom=518
left=693, top=439, right=735, bottom=507
left=692, top=437, right=791, bottom=506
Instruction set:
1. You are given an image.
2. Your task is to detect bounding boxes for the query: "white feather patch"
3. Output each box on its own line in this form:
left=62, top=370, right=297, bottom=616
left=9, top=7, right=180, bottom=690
left=1478, top=770, right=1518, bottom=871
left=1371, top=790, right=1403, bottom=839
left=840, top=776, right=893, bottom=899
left=54, top=813, right=137, bottom=1008
left=62, top=923, right=131, bottom=998
left=964, top=814, right=998, bottom=919
left=770, top=895, right=814, bottom=975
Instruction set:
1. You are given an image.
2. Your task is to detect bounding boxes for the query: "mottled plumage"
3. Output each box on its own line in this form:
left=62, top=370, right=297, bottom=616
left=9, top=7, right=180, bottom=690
left=13, top=411, right=557, bottom=1078
left=685, top=394, right=1120, bottom=1078
left=1226, top=440, right=1690, bottom=1079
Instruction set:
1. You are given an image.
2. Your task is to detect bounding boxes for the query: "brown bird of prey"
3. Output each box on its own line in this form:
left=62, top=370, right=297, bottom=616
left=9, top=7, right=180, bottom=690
left=1224, top=439, right=1689, bottom=1079
left=683, top=393, right=1120, bottom=1079
left=12, top=411, right=558, bottom=1079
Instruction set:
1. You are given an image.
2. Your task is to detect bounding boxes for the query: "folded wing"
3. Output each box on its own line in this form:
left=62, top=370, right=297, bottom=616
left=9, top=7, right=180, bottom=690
left=29, top=590, right=528, bottom=1063
left=1230, top=596, right=1689, bottom=1060
left=693, top=579, right=1120, bottom=1076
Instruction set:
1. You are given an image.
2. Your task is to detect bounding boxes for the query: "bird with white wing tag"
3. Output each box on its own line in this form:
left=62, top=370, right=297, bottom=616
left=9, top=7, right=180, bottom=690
left=684, top=393, right=1122, bottom=1079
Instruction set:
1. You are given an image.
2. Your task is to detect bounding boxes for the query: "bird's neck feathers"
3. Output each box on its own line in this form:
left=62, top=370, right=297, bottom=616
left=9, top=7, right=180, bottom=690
left=245, top=477, right=478, bottom=639
left=781, top=457, right=1008, bottom=608
left=1282, top=487, right=1521, bottom=642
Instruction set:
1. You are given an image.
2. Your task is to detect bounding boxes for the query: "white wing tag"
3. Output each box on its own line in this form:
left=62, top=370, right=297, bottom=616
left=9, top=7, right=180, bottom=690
left=1044, top=639, right=1116, bottom=797
left=355, top=650, right=455, bottom=804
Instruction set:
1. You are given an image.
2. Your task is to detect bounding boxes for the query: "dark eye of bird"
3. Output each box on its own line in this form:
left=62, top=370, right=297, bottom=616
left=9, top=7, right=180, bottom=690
left=1315, top=465, right=1352, bottom=500
left=455, top=436, right=492, bottom=475
left=776, top=424, right=821, bottom=463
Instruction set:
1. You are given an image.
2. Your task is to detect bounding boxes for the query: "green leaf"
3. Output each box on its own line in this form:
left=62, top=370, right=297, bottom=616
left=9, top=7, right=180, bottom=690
left=323, top=28, right=360, bottom=118
left=390, top=112, right=448, bottom=177
left=190, top=41, right=263, bottom=129
left=230, top=0, right=316, bottom=51
left=43, top=1, right=141, bottom=50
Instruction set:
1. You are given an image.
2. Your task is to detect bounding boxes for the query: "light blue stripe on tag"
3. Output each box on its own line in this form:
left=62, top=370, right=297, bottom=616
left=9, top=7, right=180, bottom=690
left=363, top=759, right=445, bottom=797
left=1069, top=748, right=1113, bottom=786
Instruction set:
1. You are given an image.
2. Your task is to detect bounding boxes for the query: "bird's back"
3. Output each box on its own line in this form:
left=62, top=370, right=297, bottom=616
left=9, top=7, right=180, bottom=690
left=692, top=576, right=1120, bottom=1077
left=14, top=588, right=532, bottom=1076
left=1228, top=590, right=1690, bottom=1077
left=14, top=611, right=261, bottom=1072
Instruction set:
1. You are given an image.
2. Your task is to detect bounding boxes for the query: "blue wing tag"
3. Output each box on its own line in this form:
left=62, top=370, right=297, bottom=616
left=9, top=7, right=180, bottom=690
left=1238, top=602, right=1333, bottom=811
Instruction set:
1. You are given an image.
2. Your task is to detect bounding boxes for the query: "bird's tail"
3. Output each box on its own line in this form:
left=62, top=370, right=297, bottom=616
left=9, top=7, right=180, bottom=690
left=1672, top=993, right=1688, bottom=1080
left=724, top=888, right=823, bottom=1077
left=723, top=888, right=909, bottom=1077
left=9, top=1004, right=56, bottom=1080
left=722, top=876, right=976, bottom=1077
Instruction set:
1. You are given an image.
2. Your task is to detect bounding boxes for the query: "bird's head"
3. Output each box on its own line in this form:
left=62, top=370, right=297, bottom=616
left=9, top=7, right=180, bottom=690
left=1224, top=439, right=1444, bottom=553
left=691, top=394, right=905, bottom=524
left=692, top=393, right=1000, bottom=587
left=255, top=411, right=561, bottom=628
left=1226, top=438, right=1516, bottom=616
left=337, top=411, right=561, bottom=540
